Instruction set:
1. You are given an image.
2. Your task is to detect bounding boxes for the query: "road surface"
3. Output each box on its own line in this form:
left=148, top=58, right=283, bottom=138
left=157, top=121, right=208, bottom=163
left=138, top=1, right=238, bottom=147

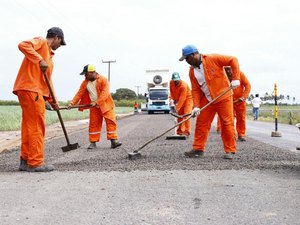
left=0, top=113, right=299, bottom=225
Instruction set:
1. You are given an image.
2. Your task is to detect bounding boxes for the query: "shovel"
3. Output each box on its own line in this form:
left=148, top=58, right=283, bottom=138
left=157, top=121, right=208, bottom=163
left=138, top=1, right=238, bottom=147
left=43, top=71, right=80, bottom=152
left=128, top=85, right=233, bottom=159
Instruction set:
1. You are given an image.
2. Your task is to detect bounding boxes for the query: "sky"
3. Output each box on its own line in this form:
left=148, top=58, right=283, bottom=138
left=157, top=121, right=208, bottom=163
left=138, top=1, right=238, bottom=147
left=1, top=0, right=300, bottom=102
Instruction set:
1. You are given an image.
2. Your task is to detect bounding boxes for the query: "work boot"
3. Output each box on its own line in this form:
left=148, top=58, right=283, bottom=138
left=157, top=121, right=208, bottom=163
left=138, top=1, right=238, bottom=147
left=237, top=136, right=246, bottom=142
left=184, top=149, right=204, bottom=158
left=19, top=159, right=28, bottom=171
left=223, top=152, right=235, bottom=160
left=111, top=139, right=122, bottom=149
left=26, top=164, right=55, bottom=172
left=88, top=142, right=97, bottom=149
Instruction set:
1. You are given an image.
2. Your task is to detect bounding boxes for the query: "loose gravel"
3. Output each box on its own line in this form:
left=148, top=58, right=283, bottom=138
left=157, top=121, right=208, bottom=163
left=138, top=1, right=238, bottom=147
left=0, top=113, right=299, bottom=172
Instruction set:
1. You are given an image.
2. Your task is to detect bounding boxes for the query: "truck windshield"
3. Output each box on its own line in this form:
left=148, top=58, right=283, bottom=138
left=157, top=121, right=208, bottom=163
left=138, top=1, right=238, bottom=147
left=149, top=89, right=168, bottom=100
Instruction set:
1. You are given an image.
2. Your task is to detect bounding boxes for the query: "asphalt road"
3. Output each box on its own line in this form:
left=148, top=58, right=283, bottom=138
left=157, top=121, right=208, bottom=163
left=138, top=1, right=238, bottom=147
left=0, top=112, right=300, bottom=225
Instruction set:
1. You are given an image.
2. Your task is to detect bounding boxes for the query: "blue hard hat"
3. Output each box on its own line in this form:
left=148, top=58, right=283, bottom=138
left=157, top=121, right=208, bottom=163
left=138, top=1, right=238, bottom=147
left=179, top=44, right=198, bottom=61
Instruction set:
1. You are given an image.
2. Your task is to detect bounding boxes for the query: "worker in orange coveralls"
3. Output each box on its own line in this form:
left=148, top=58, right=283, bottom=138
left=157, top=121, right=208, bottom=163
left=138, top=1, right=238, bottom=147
left=216, top=67, right=251, bottom=141
left=68, top=64, right=122, bottom=149
left=133, top=101, right=139, bottom=113
left=13, top=27, right=66, bottom=172
left=179, top=44, right=241, bottom=159
left=169, top=72, right=193, bottom=137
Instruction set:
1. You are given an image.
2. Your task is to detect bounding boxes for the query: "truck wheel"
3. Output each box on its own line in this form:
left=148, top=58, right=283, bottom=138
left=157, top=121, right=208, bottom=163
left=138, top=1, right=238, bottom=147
left=164, top=110, right=169, bottom=114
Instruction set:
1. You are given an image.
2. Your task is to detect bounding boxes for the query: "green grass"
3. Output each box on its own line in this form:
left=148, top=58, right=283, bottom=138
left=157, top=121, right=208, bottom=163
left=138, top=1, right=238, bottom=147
left=2, top=104, right=299, bottom=131
left=0, top=106, right=132, bottom=131
left=246, top=105, right=300, bottom=125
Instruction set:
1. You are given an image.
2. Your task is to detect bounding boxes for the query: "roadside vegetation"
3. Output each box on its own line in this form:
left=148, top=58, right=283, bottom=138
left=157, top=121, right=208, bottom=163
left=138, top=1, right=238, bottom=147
left=0, top=104, right=133, bottom=131
left=1, top=88, right=300, bottom=131
left=246, top=104, right=300, bottom=125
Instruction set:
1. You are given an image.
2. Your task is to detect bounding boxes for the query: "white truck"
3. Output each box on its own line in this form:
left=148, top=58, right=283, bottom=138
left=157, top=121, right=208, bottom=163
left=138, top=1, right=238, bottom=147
left=145, top=69, right=170, bottom=114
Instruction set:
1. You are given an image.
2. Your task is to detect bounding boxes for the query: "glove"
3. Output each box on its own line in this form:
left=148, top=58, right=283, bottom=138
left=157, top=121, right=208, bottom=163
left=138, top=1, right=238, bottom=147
left=192, top=107, right=201, bottom=118
left=67, top=103, right=73, bottom=110
left=230, top=80, right=240, bottom=89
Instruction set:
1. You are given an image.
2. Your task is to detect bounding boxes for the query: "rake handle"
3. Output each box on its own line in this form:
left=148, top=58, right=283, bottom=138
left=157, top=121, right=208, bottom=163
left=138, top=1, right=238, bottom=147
left=59, top=104, right=93, bottom=110
left=136, top=115, right=193, bottom=152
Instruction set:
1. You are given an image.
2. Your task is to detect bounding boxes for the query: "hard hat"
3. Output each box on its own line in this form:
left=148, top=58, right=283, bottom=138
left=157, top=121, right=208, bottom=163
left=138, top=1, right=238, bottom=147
left=172, top=72, right=180, bottom=81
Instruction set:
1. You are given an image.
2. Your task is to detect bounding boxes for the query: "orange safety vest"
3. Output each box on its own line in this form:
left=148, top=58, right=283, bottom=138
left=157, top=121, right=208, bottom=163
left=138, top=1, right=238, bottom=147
left=70, top=73, right=115, bottom=113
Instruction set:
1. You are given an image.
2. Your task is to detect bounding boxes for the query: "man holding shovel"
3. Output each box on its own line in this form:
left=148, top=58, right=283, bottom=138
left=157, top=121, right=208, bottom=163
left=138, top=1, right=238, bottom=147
left=13, top=27, right=66, bottom=172
left=179, top=45, right=240, bottom=159
left=68, top=64, right=122, bottom=149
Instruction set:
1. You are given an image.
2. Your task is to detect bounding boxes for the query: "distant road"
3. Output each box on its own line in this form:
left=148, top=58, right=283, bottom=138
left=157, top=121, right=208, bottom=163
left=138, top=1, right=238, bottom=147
left=246, top=120, right=300, bottom=152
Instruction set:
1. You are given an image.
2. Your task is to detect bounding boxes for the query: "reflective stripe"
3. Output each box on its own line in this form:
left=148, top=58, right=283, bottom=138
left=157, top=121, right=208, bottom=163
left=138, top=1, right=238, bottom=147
left=89, top=131, right=101, bottom=135
left=107, top=131, right=116, bottom=134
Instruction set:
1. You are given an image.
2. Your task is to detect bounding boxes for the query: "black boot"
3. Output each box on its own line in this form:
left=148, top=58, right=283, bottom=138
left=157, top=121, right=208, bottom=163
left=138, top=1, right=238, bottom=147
left=111, top=139, right=122, bottom=149
left=19, top=158, right=28, bottom=171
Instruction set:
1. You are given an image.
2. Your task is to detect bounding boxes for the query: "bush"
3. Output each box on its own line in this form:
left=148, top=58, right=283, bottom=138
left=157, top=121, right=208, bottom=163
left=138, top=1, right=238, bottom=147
left=0, top=100, right=19, bottom=105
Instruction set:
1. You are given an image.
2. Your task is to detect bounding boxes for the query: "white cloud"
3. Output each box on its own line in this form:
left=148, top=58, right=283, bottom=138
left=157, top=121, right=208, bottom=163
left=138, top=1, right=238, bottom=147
left=1, top=0, right=300, bottom=102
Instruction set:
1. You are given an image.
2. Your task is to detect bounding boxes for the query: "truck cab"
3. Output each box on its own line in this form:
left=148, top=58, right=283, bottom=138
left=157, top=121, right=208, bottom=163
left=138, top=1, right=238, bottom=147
left=145, top=69, right=170, bottom=114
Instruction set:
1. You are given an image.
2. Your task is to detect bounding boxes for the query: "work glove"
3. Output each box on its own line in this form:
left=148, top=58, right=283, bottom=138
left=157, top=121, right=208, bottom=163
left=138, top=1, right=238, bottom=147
left=67, top=103, right=73, bottom=110
left=230, top=80, right=240, bottom=89
left=192, top=107, right=201, bottom=118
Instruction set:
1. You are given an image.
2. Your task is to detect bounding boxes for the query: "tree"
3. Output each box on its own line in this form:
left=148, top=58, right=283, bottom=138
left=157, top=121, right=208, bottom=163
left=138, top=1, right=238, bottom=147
left=112, top=88, right=137, bottom=100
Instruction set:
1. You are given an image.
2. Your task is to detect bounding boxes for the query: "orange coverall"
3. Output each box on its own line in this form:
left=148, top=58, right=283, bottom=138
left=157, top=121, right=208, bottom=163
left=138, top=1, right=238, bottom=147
left=189, top=54, right=240, bottom=153
left=217, top=72, right=251, bottom=137
left=13, top=37, right=55, bottom=167
left=169, top=80, right=193, bottom=136
left=70, top=74, right=118, bottom=142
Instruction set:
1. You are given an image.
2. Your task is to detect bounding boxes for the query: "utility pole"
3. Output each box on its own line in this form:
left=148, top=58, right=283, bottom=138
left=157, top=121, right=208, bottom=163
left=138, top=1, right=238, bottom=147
left=102, top=60, right=116, bottom=82
left=135, top=85, right=141, bottom=97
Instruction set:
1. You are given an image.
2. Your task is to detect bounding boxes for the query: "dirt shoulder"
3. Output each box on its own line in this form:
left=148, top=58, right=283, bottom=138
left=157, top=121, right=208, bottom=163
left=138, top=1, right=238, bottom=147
left=0, top=113, right=133, bottom=153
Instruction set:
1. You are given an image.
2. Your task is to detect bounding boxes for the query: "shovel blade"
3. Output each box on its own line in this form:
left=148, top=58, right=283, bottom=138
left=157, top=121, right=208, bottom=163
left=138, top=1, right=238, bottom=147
left=61, top=143, right=80, bottom=152
left=166, top=135, right=187, bottom=140
left=128, top=151, right=141, bottom=160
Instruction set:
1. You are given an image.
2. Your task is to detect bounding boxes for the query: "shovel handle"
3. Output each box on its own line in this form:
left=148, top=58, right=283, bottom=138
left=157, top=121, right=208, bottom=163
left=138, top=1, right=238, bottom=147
left=42, top=71, right=71, bottom=146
